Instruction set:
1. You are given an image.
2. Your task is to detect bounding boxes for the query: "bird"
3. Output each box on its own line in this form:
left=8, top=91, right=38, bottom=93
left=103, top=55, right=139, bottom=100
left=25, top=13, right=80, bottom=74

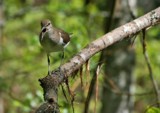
left=39, top=19, right=70, bottom=75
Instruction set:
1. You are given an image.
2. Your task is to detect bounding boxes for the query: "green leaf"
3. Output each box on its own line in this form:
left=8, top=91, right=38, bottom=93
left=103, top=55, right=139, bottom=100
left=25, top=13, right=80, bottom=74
left=146, top=107, right=160, bottom=113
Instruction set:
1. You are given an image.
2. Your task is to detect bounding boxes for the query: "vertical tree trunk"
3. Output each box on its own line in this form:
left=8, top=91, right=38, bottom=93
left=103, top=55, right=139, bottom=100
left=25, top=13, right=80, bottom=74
left=100, top=0, right=136, bottom=113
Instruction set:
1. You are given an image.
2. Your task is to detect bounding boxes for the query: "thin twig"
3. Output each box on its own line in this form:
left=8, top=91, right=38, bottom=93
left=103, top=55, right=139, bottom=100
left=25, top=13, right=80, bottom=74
left=142, top=29, right=160, bottom=107
left=61, top=84, right=69, bottom=103
left=84, top=54, right=104, bottom=113
left=94, top=65, right=101, bottom=113
left=126, top=0, right=136, bottom=19
left=85, top=59, right=90, bottom=87
left=79, top=66, right=83, bottom=88
left=65, top=79, right=75, bottom=113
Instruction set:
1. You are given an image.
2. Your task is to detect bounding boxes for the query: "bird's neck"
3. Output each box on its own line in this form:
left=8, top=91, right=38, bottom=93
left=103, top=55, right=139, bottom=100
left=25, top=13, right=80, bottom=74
left=48, top=26, right=57, bottom=34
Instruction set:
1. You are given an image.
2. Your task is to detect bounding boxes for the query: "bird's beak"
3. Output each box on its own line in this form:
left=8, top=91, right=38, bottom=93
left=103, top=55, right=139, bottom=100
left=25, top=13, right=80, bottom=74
left=40, top=27, right=47, bottom=41
left=41, top=27, right=47, bottom=33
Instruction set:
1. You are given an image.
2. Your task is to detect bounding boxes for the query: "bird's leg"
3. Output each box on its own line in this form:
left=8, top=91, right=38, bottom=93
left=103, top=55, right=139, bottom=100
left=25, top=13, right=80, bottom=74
left=58, top=50, right=65, bottom=77
left=60, top=49, right=65, bottom=67
left=47, top=53, right=51, bottom=75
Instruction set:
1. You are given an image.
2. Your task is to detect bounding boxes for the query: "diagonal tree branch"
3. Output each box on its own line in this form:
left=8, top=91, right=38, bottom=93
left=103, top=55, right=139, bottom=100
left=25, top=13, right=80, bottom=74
left=36, top=7, right=160, bottom=112
left=60, top=7, right=160, bottom=81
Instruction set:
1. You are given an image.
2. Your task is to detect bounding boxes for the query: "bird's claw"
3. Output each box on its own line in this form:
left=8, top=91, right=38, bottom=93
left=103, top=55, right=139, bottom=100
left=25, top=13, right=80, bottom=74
left=48, top=71, right=51, bottom=76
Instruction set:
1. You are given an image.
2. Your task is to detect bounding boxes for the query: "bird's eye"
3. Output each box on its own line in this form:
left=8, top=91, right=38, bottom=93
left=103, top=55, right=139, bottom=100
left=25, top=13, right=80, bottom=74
left=47, top=22, right=51, bottom=26
left=42, top=28, right=46, bottom=32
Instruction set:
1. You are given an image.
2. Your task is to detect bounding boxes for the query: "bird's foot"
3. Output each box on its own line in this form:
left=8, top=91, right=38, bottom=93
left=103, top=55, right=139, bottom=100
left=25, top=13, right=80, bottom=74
left=48, top=71, right=51, bottom=76
left=58, top=67, right=62, bottom=75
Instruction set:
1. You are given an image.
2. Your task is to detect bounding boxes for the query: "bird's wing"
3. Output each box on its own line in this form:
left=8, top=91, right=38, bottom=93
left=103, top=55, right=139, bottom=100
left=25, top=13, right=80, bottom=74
left=56, top=28, right=70, bottom=44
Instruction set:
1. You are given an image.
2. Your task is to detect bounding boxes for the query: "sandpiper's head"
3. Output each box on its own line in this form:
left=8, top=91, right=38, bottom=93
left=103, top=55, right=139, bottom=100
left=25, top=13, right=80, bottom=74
left=41, top=19, right=52, bottom=28
left=40, top=19, right=52, bottom=33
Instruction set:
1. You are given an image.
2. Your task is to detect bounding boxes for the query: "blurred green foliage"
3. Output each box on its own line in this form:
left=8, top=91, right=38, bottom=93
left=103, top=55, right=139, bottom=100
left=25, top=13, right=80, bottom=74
left=0, top=0, right=103, bottom=112
left=0, top=0, right=160, bottom=113
left=146, top=107, right=160, bottom=113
